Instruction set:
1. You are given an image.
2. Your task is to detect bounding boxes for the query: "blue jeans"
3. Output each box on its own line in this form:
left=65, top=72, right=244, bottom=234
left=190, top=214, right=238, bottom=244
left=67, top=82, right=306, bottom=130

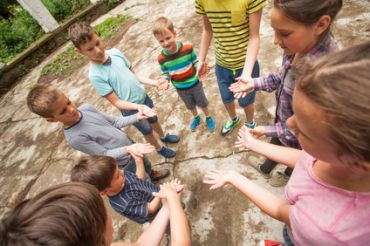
left=215, top=61, right=260, bottom=107
left=120, top=155, right=152, bottom=176
left=120, top=95, right=158, bottom=135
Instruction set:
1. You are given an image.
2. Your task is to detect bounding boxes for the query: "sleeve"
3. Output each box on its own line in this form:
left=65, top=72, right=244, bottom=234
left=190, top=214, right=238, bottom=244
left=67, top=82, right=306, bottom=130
left=264, top=122, right=297, bottom=143
left=158, top=56, right=171, bottom=80
left=89, top=74, right=114, bottom=97
left=253, top=72, right=282, bottom=92
left=191, top=46, right=199, bottom=69
left=195, top=0, right=206, bottom=15
left=99, top=111, right=139, bottom=129
left=247, top=0, right=267, bottom=14
left=69, top=135, right=128, bottom=160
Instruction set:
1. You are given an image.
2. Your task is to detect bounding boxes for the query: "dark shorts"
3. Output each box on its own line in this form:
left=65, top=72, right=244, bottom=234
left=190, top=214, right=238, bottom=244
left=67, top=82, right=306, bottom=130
left=120, top=95, right=158, bottom=135
left=176, top=82, right=208, bottom=110
left=282, top=224, right=295, bottom=246
left=122, top=155, right=152, bottom=176
left=215, top=61, right=260, bottom=107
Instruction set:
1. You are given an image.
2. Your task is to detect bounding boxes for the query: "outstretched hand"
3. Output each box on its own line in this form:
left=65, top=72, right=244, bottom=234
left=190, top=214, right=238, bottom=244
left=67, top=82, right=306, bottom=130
left=203, top=169, right=234, bottom=190
left=156, top=78, right=170, bottom=91
left=127, top=143, right=155, bottom=157
left=235, top=126, right=257, bottom=151
left=153, top=179, right=183, bottom=200
left=138, top=104, right=157, bottom=118
left=197, top=61, right=210, bottom=82
left=229, top=77, right=254, bottom=99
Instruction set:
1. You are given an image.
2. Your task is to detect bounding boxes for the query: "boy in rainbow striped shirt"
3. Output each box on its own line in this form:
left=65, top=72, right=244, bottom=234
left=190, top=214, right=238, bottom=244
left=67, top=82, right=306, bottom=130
left=153, top=17, right=215, bottom=132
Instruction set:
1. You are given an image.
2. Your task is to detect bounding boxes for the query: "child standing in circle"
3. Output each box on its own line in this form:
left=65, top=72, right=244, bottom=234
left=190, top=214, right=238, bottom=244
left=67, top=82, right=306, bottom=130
left=153, top=17, right=216, bottom=132
left=205, top=42, right=370, bottom=245
left=230, top=0, right=343, bottom=187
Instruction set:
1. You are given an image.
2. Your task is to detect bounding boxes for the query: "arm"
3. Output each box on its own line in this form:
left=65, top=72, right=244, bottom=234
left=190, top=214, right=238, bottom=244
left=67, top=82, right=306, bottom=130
left=240, top=9, right=262, bottom=80
left=132, top=154, right=146, bottom=180
left=100, top=111, right=139, bottom=129
left=105, top=91, right=140, bottom=110
left=204, top=170, right=291, bottom=225
left=197, top=15, right=213, bottom=79
left=111, top=204, right=170, bottom=246
left=147, top=197, right=162, bottom=214
left=130, top=67, right=157, bottom=86
left=236, top=126, right=301, bottom=168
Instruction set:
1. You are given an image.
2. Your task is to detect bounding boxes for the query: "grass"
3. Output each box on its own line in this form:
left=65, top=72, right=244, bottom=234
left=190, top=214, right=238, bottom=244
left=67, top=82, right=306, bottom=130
left=40, top=14, right=131, bottom=79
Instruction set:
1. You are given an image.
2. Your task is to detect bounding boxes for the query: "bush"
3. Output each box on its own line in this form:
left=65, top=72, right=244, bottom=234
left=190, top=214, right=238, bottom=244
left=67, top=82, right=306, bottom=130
left=0, top=6, right=44, bottom=63
left=41, top=0, right=90, bottom=22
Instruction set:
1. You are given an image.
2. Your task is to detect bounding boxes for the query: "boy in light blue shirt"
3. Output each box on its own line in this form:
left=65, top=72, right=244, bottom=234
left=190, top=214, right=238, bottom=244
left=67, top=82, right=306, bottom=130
left=69, top=22, right=179, bottom=158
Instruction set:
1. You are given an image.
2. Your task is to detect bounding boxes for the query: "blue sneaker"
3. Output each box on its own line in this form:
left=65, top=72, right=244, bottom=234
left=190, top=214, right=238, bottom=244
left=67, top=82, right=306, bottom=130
left=245, top=120, right=256, bottom=129
left=221, top=116, right=240, bottom=136
left=206, top=116, right=215, bottom=132
left=190, top=115, right=201, bottom=132
left=160, top=133, right=180, bottom=143
left=157, top=146, right=176, bottom=158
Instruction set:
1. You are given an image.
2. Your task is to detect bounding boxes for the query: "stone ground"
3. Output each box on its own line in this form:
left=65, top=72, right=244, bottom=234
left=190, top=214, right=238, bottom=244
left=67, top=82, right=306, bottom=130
left=0, top=0, right=369, bottom=245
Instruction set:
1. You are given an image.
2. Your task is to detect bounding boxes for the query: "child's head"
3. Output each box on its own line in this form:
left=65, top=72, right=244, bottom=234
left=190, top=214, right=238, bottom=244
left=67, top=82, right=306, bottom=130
left=153, top=17, right=178, bottom=54
left=27, top=84, right=80, bottom=125
left=287, top=41, right=370, bottom=170
left=0, top=182, right=112, bottom=245
left=71, top=156, right=125, bottom=195
left=271, top=0, right=342, bottom=54
left=68, top=22, right=107, bottom=64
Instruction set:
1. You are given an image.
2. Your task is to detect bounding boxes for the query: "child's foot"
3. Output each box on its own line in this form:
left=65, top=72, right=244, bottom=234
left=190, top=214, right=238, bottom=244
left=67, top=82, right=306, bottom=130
left=206, top=116, right=215, bottom=132
left=150, top=169, right=170, bottom=181
left=269, top=171, right=290, bottom=187
left=190, top=115, right=201, bottom=132
left=245, top=120, right=256, bottom=129
left=160, top=133, right=180, bottom=143
left=260, top=240, right=281, bottom=246
left=157, top=146, right=176, bottom=158
left=248, top=156, right=271, bottom=179
left=221, top=116, right=240, bottom=136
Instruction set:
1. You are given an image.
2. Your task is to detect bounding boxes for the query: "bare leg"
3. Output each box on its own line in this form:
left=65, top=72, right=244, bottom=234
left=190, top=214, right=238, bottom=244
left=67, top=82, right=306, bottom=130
left=151, top=121, right=165, bottom=139
left=243, top=104, right=254, bottom=123
left=224, top=101, right=237, bottom=119
left=190, top=108, right=198, bottom=117
left=201, top=107, right=210, bottom=117
left=144, top=133, right=161, bottom=149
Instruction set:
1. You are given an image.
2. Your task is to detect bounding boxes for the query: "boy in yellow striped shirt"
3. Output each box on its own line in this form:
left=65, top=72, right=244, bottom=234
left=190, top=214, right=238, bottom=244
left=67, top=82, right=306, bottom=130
left=196, top=0, right=267, bottom=135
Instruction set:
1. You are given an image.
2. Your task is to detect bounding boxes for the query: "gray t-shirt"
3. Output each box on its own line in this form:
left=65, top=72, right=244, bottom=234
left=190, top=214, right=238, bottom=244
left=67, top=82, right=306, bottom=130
left=63, top=103, right=138, bottom=164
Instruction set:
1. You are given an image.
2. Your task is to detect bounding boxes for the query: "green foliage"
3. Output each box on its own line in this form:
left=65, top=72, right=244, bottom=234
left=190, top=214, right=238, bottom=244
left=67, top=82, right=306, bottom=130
left=95, top=14, right=131, bottom=40
left=40, top=14, right=131, bottom=79
left=41, top=0, right=90, bottom=22
left=0, top=7, right=44, bottom=63
left=108, top=0, right=123, bottom=10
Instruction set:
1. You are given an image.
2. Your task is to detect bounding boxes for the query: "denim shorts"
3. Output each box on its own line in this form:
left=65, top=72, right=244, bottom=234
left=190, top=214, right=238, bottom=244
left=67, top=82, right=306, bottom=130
left=282, top=224, right=295, bottom=246
left=120, top=95, right=158, bottom=135
left=215, top=61, right=260, bottom=107
left=122, top=155, right=152, bottom=176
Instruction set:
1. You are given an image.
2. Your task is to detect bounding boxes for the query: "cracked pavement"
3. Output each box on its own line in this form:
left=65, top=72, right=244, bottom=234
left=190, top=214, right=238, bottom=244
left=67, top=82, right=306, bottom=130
left=0, top=0, right=369, bottom=245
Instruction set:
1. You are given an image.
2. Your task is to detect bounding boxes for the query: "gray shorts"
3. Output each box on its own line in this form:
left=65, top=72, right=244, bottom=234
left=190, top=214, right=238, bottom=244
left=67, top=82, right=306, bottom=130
left=176, top=82, right=208, bottom=110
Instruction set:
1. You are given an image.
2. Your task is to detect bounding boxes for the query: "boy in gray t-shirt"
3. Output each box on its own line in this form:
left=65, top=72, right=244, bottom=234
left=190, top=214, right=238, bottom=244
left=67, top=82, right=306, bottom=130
left=27, top=84, right=170, bottom=181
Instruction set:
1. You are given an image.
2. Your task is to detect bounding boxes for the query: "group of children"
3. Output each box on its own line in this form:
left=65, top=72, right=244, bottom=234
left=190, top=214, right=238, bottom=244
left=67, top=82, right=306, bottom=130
left=1, top=0, right=370, bottom=245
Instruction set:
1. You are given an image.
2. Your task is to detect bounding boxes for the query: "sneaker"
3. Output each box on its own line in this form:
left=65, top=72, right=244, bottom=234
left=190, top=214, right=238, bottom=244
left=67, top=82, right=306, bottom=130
left=269, top=171, right=290, bottom=187
left=150, top=169, right=170, bottom=181
left=248, top=156, right=271, bottom=179
left=221, top=116, right=240, bottom=136
left=260, top=240, right=281, bottom=246
left=206, top=116, right=215, bottom=132
left=245, top=120, right=256, bottom=129
left=160, top=134, right=180, bottom=143
left=157, top=146, right=176, bottom=158
left=190, top=115, right=201, bottom=132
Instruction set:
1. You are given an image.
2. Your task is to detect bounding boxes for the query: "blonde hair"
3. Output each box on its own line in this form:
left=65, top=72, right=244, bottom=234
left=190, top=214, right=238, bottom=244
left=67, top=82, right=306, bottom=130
left=27, top=84, right=62, bottom=118
left=68, top=22, right=95, bottom=48
left=152, top=17, right=175, bottom=36
left=297, top=41, right=370, bottom=163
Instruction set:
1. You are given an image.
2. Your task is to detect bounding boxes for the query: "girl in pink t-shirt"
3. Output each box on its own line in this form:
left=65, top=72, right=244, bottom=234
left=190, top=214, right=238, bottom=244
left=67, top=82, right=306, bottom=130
left=203, top=42, right=370, bottom=245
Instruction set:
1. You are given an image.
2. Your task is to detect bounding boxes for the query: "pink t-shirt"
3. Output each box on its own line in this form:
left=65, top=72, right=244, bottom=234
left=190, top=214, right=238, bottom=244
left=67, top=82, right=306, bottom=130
left=285, top=151, right=370, bottom=245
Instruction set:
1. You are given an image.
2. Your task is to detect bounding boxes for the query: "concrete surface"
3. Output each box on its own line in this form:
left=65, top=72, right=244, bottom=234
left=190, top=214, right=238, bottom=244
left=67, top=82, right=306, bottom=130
left=0, top=0, right=369, bottom=245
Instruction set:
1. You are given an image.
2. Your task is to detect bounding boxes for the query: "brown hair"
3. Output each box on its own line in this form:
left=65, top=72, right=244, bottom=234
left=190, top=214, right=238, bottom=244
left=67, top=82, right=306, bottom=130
left=71, top=156, right=117, bottom=191
left=297, top=41, right=370, bottom=163
left=273, top=0, right=342, bottom=26
left=27, top=84, right=62, bottom=118
left=0, top=182, right=107, bottom=246
left=152, top=17, right=175, bottom=36
left=68, top=22, right=95, bottom=48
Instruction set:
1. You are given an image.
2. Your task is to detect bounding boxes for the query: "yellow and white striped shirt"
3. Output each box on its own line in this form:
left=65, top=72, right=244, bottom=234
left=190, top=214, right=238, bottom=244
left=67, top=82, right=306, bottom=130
left=196, top=0, right=267, bottom=70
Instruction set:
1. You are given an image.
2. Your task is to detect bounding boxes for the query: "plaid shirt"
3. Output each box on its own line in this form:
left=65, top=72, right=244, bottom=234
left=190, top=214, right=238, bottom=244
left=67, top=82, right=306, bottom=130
left=254, top=34, right=338, bottom=148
